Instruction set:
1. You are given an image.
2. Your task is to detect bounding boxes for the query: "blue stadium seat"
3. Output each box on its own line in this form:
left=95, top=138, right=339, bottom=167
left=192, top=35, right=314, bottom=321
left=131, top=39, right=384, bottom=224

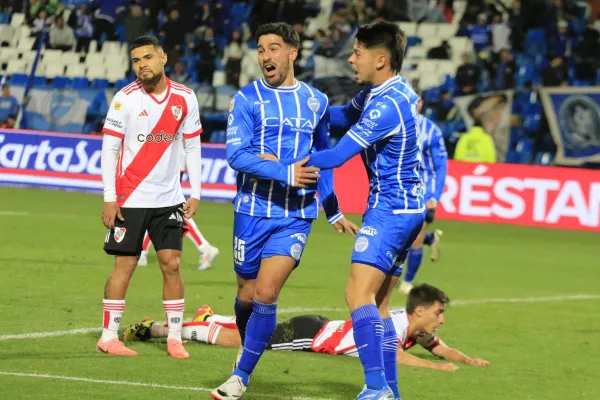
left=10, top=73, right=29, bottom=86
left=32, top=75, right=47, bottom=87
left=71, top=77, right=89, bottom=89
left=91, top=79, right=109, bottom=89
left=0, top=13, right=10, bottom=24
left=505, top=150, right=520, bottom=164
left=516, top=138, right=534, bottom=164
left=52, top=76, right=70, bottom=89
left=596, top=69, right=600, bottom=85
left=524, top=29, right=547, bottom=58
left=115, top=78, right=131, bottom=90
left=534, top=152, right=554, bottom=166
left=406, top=36, right=422, bottom=47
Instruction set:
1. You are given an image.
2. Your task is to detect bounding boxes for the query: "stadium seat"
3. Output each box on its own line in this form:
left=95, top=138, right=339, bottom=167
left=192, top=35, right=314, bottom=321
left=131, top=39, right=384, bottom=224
left=417, top=59, right=438, bottom=74
left=106, top=68, right=126, bottom=83
left=85, top=53, right=105, bottom=67
left=0, top=24, right=14, bottom=45
left=43, top=63, right=66, bottom=78
left=0, top=47, right=19, bottom=64
left=9, top=73, right=28, bottom=85
left=17, top=36, right=35, bottom=51
left=88, top=40, right=98, bottom=53
left=32, top=75, right=46, bottom=87
left=87, top=66, right=107, bottom=80
left=417, top=23, right=439, bottom=39
left=43, top=49, right=63, bottom=62
left=398, top=22, right=417, bottom=36
left=516, top=138, right=534, bottom=164
left=91, top=78, right=109, bottom=89
left=71, top=77, right=90, bottom=89
left=10, top=12, right=25, bottom=28
left=65, top=63, right=86, bottom=78
left=505, top=150, right=520, bottom=164
left=534, top=152, right=554, bottom=166
left=406, top=46, right=426, bottom=61
left=52, top=76, right=70, bottom=89
left=438, top=60, right=457, bottom=77
left=60, top=52, right=81, bottom=67
left=102, top=41, right=122, bottom=55
left=6, top=59, right=28, bottom=75
left=115, top=78, right=132, bottom=90
left=16, top=25, right=31, bottom=40
left=437, top=24, right=457, bottom=40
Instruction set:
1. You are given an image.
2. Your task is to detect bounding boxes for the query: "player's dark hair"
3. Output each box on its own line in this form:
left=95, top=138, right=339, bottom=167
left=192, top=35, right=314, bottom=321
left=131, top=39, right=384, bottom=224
left=355, top=21, right=407, bottom=73
left=255, top=22, right=300, bottom=49
left=129, top=35, right=163, bottom=52
left=406, top=284, right=449, bottom=314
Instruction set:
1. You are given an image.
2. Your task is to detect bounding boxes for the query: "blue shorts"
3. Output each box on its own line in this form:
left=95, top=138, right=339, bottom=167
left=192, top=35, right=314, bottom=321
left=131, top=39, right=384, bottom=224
left=233, top=213, right=312, bottom=280
left=351, top=208, right=424, bottom=277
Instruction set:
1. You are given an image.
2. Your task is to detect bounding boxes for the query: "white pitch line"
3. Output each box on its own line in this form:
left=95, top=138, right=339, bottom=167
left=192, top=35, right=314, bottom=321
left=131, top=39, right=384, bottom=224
left=0, top=327, right=101, bottom=341
left=0, top=211, right=28, bottom=216
left=0, top=371, right=331, bottom=400
left=277, top=294, right=600, bottom=314
left=2, top=294, right=599, bottom=341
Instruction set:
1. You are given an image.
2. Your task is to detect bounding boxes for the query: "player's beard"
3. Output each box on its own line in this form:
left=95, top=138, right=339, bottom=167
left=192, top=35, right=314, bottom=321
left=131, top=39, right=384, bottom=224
left=138, top=70, right=163, bottom=88
left=265, top=62, right=291, bottom=87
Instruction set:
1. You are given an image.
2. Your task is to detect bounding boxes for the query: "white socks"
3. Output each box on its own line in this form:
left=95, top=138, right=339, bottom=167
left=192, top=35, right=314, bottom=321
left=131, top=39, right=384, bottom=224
left=101, top=299, right=125, bottom=342
left=163, top=299, right=185, bottom=341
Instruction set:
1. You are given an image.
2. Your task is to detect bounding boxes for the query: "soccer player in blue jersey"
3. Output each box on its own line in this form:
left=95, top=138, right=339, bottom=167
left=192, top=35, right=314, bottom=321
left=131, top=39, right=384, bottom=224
left=211, top=22, right=358, bottom=400
left=399, top=99, right=448, bottom=294
left=292, top=22, right=424, bottom=400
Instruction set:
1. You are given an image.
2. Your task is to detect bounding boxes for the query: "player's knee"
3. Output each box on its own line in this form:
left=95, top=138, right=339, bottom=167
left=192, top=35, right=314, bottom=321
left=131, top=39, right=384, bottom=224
left=159, top=258, right=181, bottom=276
left=253, top=283, right=279, bottom=304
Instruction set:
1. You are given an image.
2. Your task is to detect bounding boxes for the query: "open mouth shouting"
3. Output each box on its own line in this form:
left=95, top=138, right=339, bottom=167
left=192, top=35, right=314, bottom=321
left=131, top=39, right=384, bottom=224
left=263, top=63, right=277, bottom=79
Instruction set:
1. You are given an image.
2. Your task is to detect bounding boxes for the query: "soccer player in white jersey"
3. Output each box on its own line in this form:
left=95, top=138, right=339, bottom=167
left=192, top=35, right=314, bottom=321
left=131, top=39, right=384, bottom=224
left=213, top=22, right=358, bottom=399
left=125, top=284, right=489, bottom=372
left=138, top=147, right=220, bottom=271
left=99, top=35, right=202, bottom=359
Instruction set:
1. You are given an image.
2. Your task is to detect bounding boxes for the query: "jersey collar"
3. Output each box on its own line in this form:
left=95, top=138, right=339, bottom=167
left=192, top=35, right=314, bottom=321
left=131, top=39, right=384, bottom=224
left=143, top=78, right=172, bottom=105
left=259, top=79, right=300, bottom=92
left=370, top=75, right=400, bottom=96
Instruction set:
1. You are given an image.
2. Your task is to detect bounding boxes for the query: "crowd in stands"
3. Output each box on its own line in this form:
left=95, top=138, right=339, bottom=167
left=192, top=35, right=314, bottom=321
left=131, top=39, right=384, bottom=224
left=0, top=0, right=599, bottom=167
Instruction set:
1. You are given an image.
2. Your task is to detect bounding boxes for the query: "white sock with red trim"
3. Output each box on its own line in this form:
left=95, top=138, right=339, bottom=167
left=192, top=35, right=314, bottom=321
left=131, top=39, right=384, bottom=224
left=163, top=299, right=185, bottom=341
left=206, top=314, right=238, bottom=330
left=101, top=299, right=125, bottom=342
left=181, top=321, right=222, bottom=344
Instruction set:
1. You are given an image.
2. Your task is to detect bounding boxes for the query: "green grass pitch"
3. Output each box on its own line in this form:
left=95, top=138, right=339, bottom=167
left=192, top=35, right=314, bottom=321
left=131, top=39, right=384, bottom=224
left=0, top=187, right=598, bottom=400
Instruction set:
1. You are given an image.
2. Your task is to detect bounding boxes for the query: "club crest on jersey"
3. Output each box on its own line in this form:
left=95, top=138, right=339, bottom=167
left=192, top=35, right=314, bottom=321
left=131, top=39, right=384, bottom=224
left=229, top=98, right=235, bottom=112
left=114, top=102, right=122, bottom=111
left=171, top=105, right=183, bottom=121
left=114, top=227, right=126, bottom=243
left=307, top=96, right=320, bottom=113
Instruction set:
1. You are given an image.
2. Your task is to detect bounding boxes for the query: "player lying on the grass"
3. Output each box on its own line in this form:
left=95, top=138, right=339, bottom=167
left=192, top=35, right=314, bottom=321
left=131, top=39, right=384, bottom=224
left=398, top=98, right=448, bottom=294
left=138, top=148, right=220, bottom=271
left=124, top=284, right=489, bottom=371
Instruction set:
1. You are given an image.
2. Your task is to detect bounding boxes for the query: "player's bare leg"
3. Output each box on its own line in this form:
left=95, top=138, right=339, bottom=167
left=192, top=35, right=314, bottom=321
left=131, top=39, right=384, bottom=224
left=377, top=274, right=401, bottom=400
left=346, top=263, right=394, bottom=400
left=399, top=225, right=427, bottom=294
left=97, top=255, right=139, bottom=356
left=212, top=256, right=296, bottom=400
left=157, top=249, right=188, bottom=359
left=137, top=232, right=151, bottom=267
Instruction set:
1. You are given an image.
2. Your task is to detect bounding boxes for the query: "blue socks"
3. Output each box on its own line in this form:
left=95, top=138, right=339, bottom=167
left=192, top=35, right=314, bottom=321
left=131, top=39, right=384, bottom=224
left=382, top=318, right=400, bottom=398
left=234, top=296, right=253, bottom=344
left=233, top=300, right=277, bottom=386
left=404, top=247, right=423, bottom=284
left=351, top=304, right=386, bottom=390
left=423, top=232, right=435, bottom=246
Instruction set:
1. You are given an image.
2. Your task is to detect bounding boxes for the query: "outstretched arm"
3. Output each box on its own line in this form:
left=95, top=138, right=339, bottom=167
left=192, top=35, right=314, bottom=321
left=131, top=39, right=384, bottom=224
left=430, top=339, right=490, bottom=367
left=329, top=87, right=370, bottom=130
left=396, top=348, right=459, bottom=371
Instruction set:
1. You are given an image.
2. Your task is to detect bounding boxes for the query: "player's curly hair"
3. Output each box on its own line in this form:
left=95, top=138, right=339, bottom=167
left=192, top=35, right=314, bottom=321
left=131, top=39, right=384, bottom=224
left=406, top=283, right=450, bottom=314
left=355, top=21, right=407, bottom=73
left=255, top=22, right=300, bottom=49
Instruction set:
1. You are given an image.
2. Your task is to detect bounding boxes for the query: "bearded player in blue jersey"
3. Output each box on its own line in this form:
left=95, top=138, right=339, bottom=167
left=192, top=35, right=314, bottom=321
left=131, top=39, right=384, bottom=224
left=211, top=22, right=359, bottom=400
left=399, top=99, right=448, bottom=294
left=278, top=22, right=424, bottom=400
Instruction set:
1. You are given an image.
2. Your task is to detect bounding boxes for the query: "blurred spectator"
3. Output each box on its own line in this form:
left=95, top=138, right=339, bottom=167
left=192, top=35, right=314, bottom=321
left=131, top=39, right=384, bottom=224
left=250, top=0, right=279, bottom=34
left=454, top=97, right=497, bottom=163
left=329, top=10, right=352, bottom=45
left=493, top=49, right=516, bottom=89
left=195, top=27, right=218, bottom=85
left=198, top=2, right=215, bottom=28
left=436, top=0, right=454, bottom=23
left=542, top=55, right=568, bottom=87
left=170, top=61, right=190, bottom=84
left=161, top=8, right=186, bottom=68
left=0, top=0, right=24, bottom=14
left=49, top=15, right=75, bottom=51
left=314, top=29, right=335, bottom=57
left=573, top=19, right=600, bottom=82
left=223, top=30, right=247, bottom=87
left=455, top=52, right=480, bottom=95
left=31, top=9, right=51, bottom=36
left=459, top=0, right=485, bottom=27
left=469, top=13, right=491, bottom=54
left=280, top=0, right=308, bottom=26
left=293, top=23, right=310, bottom=70
left=0, top=85, right=19, bottom=124
left=373, top=0, right=406, bottom=22
left=68, top=5, right=94, bottom=53
left=29, top=0, right=63, bottom=21
left=92, top=0, right=126, bottom=47
left=491, top=11, right=510, bottom=55
left=0, top=115, right=16, bottom=129
left=509, top=0, right=525, bottom=52
left=408, top=0, right=430, bottom=22
left=124, top=4, right=148, bottom=48
left=350, top=0, right=376, bottom=25
left=427, top=40, right=451, bottom=59
left=550, top=19, right=572, bottom=57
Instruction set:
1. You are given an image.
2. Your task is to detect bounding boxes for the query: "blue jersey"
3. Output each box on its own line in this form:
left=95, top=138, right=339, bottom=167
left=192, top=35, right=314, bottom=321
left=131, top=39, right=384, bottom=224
left=308, top=75, right=425, bottom=214
left=226, top=79, right=342, bottom=223
left=417, top=115, right=448, bottom=202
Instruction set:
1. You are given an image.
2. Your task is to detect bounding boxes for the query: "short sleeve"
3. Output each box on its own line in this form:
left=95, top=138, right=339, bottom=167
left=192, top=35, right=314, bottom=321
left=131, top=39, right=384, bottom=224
left=346, top=97, right=405, bottom=148
left=182, top=93, right=203, bottom=139
left=102, top=91, right=128, bottom=139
